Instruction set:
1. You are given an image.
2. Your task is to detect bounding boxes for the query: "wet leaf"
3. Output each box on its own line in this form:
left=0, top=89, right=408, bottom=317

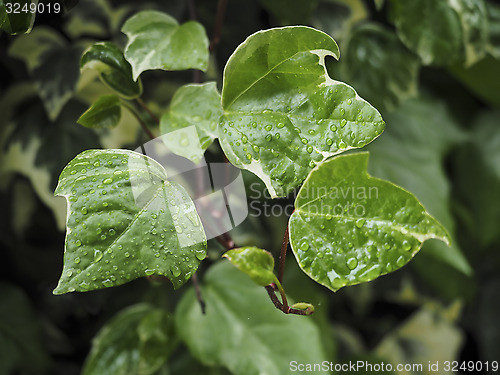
left=222, top=247, right=277, bottom=286
left=175, top=261, right=328, bottom=375
left=289, top=152, right=450, bottom=292
left=122, top=10, right=209, bottom=80
left=53, top=149, right=207, bottom=294
left=367, top=97, right=471, bottom=276
left=81, top=42, right=142, bottom=99
left=83, top=304, right=176, bottom=375
left=220, top=26, right=384, bottom=198
left=340, top=23, right=420, bottom=112
left=160, top=82, right=222, bottom=163
left=78, top=95, right=121, bottom=129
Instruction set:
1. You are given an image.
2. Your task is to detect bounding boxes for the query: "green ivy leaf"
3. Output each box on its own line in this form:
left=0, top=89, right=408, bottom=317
left=53, top=149, right=207, bottom=294
left=289, top=152, right=450, bottom=292
left=390, top=0, right=487, bottom=66
left=222, top=247, right=277, bottom=286
left=0, top=0, right=37, bottom=35
left=220, top=26, right=384, bottom=198
left=340, top=23, right=420, bottom=112
left=81, top=42, right=142, bottom=99
left=390, top=0, right=462, bottom=66
left=78, top=95, right=121, bottom=129
left=486, top=1, right=500, bottom=59
left=367, top=97, right=471, bottom=276
left=83, top=304, right=176, bottom=375
left=175, top=261, right=328, bottom=375
left=160, top=82, right=222, bottom=163
left=450, top=0, right=488, bottom=67
left=9, top=27, right=82, bottom=120
left=122, top=10, right=209, bottom=80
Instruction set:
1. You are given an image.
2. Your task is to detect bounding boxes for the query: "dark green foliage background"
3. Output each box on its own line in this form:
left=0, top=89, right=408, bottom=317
left=1, top=0, right=499, bottom=374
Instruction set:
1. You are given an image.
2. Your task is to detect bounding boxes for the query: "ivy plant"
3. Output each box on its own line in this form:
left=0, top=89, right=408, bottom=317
left=18, top=5, right=453, bottom=374
left=53, top=9, right=449, bottom=312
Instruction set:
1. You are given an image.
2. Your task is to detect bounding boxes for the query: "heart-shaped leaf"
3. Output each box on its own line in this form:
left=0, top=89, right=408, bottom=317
left=83, top=304, right=176, bottom=375
left=160, top=82, right=222, bottom=163
left=289, top=152, right=450, bottom=292
left=219, top=26, right=385, bottom=198
left=122, top=10, right=209, bottom=80
left=53, top=149, right=207, bottom=294
left=175, top=261, right=328, bottom=375
left=78, top=95, right=121, bottom=129
left=223, top=247, right=277, bottom=286
left=81, top=42, right=142, bottom=99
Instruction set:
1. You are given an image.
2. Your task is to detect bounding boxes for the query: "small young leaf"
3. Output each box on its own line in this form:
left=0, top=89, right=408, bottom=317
left=78, top=95, right=121, bottom=129
left=222, top=247, right=277, bottom=286
left=53, top=149, right=207, bottom=294
left=289, top=152, right=450, bottom=292
left=122, top=10, right=209, bottom=80
left=160, top=82, right=222, bottom=163
left=83, top=304, right=176, bottom=375
left=81, top=42, right=142, bottom=99
left=219, top=26, right=384, bottom=198
left=175, top=261, right=328, bottom=375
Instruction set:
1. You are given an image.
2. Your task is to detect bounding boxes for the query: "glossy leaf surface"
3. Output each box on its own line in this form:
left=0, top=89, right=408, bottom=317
left=81, top=42, right=142, bottom=99
left=160, top=82, right=222, bottom=163
left=0, top=0, right=37, bottom=35
left=390, top=0, right=487, bottom=66
left=367, top=97, right=471, bottom=276
left=289, top=152, right=450, bottom=292
left=83, top=304, right=176, bottom=375
left=122, top=10, right=209, bottom=80
left=390, top=0, right=462, bottom=66
left=176, top=261, right=327, bottom=375
left=341, top=23, right=420, bottom=112
left=53, top=149, right=207, bottom=294
left=222, top=247, right=277, bottom=286
left=219, top=26, right=384, bottom=198
left=78, top=95, right=121, bottom=129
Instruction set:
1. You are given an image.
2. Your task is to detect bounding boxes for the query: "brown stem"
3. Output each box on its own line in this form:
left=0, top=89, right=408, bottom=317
left=265, top=285, right=313, bottom=316
left=277, top=223, right=289, bottom=284
left=136, top=97, right=160, bottom=125
left=191, top=273, right=206, bottom=314
left=209, top=0, right=228, bottom=52
left=188, top=0, right=198, bottom=20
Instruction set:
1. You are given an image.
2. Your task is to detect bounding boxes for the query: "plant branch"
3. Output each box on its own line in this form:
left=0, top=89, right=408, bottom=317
left=122, top=101, right=156, bottom=140
left=188, top=0, right=198, bottom=20
left=136, top=97, right=160, bottom=125
left=209, top=0, right=228, bottom=52
left=277, top=222, right=289, bottom=284
left=264, top=285, right=313, bottom=316
left=191, top=273, right=206, bottom=314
